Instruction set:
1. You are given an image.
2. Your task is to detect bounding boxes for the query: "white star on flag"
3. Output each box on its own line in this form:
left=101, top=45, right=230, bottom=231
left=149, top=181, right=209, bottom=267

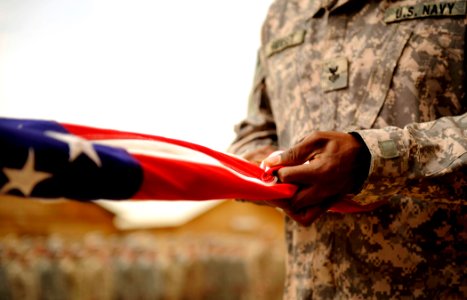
left=45, top=131, right=102, bottom=166
left=1, top=148, right=53, bottom=196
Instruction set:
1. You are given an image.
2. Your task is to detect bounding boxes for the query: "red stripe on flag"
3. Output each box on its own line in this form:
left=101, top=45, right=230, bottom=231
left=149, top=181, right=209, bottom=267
left=132, top=153, right=297, bottom=201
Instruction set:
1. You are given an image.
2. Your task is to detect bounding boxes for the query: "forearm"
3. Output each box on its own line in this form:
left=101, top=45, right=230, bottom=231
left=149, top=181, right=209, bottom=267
left=228, top=52, right=278, bottom=158
left=352, top=113, right=467, bottom=205
left=228, top=117, right=278, bottom=157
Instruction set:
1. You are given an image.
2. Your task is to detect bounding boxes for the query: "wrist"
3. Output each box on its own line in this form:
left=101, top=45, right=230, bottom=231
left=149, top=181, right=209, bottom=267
left=349, top=132, right=371, bottom=193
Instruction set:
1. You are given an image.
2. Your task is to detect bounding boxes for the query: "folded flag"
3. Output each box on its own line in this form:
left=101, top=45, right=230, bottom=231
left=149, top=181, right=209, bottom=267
left=0, top=117, right=379, bottom=218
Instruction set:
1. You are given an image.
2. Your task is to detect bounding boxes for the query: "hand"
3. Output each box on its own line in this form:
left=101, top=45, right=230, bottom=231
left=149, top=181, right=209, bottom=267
left=240, top=145, right=312, bottom=216
left=238, top=145, right=289, bottom=208
left=263, top=131, right=368, bottom=225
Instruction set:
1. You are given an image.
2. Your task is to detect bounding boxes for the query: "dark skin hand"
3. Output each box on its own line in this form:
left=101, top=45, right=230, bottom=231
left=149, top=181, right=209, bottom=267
left=260, top=131, right=365, bottom=226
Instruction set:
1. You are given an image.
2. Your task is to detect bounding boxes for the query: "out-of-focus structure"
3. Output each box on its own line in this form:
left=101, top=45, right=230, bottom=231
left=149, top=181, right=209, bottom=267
left=0, top=196, right=286, bottom=299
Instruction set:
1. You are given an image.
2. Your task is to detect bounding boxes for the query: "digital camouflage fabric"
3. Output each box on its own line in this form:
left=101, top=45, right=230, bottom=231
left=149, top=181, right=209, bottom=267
left=230, top=0, right=467, bottom=299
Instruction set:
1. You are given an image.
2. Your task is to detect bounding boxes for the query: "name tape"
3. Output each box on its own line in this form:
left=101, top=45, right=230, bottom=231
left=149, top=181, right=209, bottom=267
left=385, top=0, right=466, bottom=23
left=265, top=30, right=306, bottom=57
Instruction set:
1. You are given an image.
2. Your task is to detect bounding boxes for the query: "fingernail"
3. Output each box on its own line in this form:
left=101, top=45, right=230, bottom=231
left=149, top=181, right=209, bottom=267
left=264, top=154, right=281, bottom=166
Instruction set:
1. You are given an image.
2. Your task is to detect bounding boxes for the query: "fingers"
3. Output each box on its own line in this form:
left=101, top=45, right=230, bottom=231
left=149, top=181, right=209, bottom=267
left=291, top=186, right=324, bottom=210
left=267, top=192, right=341, bottom=227
left=263, top=147, right=308, bottom=167
left=265, top=198, right=292, bottom=211
left=275, top=160, right=330, bottom=184
left=262, top=152, right=282, bottom=166
left=263, top=134, right=322, bottom=167
left=286, top=206, right=328, bottom=227
left=286, top=195, right=341, bottom=226
left=266, top=188, right=324, bottom=214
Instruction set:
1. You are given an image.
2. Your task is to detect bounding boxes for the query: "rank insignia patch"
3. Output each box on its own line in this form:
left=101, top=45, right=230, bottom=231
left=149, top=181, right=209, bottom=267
left=321, top=57, right=348, bottom=92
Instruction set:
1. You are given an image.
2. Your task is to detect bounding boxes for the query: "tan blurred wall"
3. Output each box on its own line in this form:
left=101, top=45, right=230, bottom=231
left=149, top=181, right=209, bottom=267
left=0, top=195, right=285, bottom=240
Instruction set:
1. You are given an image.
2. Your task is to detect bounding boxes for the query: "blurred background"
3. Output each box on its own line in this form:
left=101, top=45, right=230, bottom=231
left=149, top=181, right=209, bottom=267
left=0, top=0, right=288, bottom=299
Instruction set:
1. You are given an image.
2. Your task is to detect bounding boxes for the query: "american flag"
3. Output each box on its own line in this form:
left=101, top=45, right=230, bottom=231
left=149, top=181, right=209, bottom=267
left=0, top=117, right=298, bottom=201
left=0, top=117, right=378, bottom=221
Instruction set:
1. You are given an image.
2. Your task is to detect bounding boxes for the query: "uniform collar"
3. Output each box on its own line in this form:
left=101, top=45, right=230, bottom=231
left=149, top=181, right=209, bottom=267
left=309, top=0, right=355, bottom=18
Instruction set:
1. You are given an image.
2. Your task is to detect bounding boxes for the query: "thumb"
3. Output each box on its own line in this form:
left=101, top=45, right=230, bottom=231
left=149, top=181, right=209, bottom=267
left=263, top=144, right=308, bottom=167
left=260, top=150, right=284, bottom=169
left=262, top=152, right=282, bottom=167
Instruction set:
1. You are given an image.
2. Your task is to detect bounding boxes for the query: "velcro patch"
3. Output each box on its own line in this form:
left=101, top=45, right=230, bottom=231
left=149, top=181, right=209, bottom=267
left=265, top=30, right=306, bottom=57
left=321, top=57, right=348, bottom=92
left=378, top=140, right=400, bottom=159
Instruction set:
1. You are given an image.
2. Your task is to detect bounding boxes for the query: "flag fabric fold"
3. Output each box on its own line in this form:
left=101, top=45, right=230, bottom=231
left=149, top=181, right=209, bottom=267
left=0, top=117, right=297, bottom=201
left=0, top=117, right=379, bottom=217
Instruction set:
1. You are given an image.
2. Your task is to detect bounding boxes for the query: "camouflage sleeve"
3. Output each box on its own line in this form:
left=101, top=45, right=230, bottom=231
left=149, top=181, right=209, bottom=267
left=352, top=113, right=467, bottom=205
left=227, top=52, right=278, bottom=157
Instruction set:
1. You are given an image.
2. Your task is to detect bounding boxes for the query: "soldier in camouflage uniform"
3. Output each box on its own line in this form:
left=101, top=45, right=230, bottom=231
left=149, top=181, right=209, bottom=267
left=229, top=0, right=466, bottom=299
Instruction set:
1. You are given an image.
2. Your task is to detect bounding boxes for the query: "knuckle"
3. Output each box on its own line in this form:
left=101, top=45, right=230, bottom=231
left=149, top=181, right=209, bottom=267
left=306, top=131, right=324, bottom=142
left=281, top=148, right=298, bottom=164
left=288, top=149, right=300, bottom=162
left=276, top=167, right=295, bottom=183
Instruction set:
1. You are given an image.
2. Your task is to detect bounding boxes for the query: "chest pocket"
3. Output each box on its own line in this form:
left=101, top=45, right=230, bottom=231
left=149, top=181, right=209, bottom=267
left=408, top=21, right=464, bottom=120
left=352, top=23, right=414, bottom=129
left=355, top=14, right=466, bottom=129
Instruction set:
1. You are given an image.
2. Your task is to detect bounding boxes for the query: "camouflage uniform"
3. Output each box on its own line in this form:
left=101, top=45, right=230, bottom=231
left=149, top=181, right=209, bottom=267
left=229, top=0, right=467, bottom=299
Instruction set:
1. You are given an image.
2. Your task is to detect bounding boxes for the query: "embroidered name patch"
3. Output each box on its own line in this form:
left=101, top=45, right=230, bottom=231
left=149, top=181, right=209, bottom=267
left=384, top=0, right=467, bottom=23
left=265, top=30, right=306, bottom=57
